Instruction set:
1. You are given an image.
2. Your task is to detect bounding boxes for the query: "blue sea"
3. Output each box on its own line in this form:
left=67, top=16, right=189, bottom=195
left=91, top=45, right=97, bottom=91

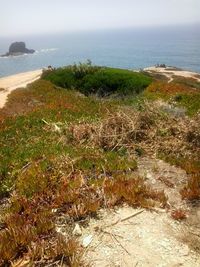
left=0, top=25, right=200, bottom=78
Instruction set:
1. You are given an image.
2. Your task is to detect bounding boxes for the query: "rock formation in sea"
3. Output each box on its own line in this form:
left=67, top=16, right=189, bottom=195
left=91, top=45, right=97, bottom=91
left=1, top=42, right=35, bottom=57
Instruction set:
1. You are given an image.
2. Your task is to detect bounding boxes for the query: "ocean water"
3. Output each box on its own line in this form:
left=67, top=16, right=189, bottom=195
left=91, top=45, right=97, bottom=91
left=0, top=25, right=200, bottom=78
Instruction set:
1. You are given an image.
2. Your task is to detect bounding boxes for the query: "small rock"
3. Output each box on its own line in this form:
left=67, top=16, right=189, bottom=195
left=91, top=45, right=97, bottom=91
left=82, top=235, right=93, bottom=247
left=146, top=172, right=153, bottom=179
left=56, top=227, right=62, bottom=234
left=72, top=223, right=82, bottom=236
left=53, top=124, right=62, bottom=133
left=52, top=208, right=57, bottom=213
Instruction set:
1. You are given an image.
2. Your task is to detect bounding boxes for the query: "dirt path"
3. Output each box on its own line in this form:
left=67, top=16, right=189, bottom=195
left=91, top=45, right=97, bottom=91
left=137, top=157, right=188, bottom=209
left=144, top=67, right=200, bottom=83
left=0, top=69, right=42, bottom=108
left=78, top=157, right=200, bottom=267
left=55, top=157, right=200, bottom=266
left=79, top=206, right=200, bottom=267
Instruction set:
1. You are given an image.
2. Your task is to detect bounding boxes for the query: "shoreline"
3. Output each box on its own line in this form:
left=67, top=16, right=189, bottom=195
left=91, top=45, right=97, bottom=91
left=0, top=69, right=43, bottom=108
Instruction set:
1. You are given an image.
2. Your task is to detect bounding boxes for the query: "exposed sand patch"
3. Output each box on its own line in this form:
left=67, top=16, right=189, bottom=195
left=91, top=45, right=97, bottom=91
left=0, top=69, right=43, bottom=108
left=78, top=158, right=199, bottom=266
left=54, top=157, right=200, bottom=267
left=144, top=67, right=200, bottom=83
left=78, top=207, right=200, bottom=267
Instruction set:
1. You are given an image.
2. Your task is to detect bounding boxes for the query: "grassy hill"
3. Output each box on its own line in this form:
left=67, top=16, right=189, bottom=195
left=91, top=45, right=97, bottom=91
left=0, top=64, right=199, bottom=266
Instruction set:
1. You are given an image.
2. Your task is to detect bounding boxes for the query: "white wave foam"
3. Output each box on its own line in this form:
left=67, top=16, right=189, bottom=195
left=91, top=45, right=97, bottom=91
left=0, top=54, right=28, bottom=59
left=0, top=56, right=9, bottom=59
left=40, top=48, right=58, bottom=53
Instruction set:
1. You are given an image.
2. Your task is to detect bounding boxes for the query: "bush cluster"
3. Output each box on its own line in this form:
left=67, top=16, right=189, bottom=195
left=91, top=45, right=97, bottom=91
left=42, top=62, right=152, bottom=97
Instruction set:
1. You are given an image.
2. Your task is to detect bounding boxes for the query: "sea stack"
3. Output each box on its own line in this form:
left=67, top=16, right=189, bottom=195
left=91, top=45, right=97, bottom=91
left=1, top=42, right=35, bottom=57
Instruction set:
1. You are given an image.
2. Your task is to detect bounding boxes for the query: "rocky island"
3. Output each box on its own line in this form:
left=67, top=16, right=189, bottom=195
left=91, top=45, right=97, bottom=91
left=1, top=42, right=35, bottom=57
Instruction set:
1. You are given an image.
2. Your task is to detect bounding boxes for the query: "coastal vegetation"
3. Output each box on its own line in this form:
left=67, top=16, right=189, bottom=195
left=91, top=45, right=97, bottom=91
left=144, top=81, right=200, bottom=116
left=0, top=63, right=200, bottom=266
left=42, top=61, right=152, bottom=96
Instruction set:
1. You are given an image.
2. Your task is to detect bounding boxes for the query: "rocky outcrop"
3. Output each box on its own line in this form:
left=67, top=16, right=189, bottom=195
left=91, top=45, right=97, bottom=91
left=1, top=42, right=35, bottom=57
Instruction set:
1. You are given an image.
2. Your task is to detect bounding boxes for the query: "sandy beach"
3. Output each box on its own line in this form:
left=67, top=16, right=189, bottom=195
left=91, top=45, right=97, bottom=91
left=0, top=69, right=43, bottom=108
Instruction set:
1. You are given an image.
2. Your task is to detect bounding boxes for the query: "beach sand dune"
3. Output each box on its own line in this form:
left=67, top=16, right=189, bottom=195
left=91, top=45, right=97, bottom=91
left=0, top=69, right=42, bottom=108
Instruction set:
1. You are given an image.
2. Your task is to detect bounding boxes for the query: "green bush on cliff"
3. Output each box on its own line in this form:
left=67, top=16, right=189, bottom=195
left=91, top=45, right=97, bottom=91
left=42, top=62, right=152, bottom=96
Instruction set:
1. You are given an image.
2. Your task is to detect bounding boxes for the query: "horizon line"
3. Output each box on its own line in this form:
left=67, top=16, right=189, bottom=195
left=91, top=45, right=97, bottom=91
left=1, top=22, right=200, bottom=39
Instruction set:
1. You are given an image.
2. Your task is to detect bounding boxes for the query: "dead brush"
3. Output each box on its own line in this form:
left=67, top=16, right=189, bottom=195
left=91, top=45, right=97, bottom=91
left=69, top=122, right=96, bottom=145
left=62, top=102, right=200, bottom=160
left=95, top=111, right=153, bottom=149
left=157, top=115, right=200, bottom=162
left=69, top=109, right=155, bottom=151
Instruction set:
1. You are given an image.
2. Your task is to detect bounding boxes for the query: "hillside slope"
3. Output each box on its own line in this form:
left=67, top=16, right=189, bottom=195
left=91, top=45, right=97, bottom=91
left=0, top=65, right=199, bottom=266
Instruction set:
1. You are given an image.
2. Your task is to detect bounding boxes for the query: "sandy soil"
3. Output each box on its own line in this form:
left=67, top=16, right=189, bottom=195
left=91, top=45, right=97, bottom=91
left=78, top=158, right=199, bottom=267
left=79, top=206, right=200, bottom=267
left=0, top=69, right=42, bottom=108
left=55, top=157, right=200, bottom=267
left=144, top=66, right=200, bottom=83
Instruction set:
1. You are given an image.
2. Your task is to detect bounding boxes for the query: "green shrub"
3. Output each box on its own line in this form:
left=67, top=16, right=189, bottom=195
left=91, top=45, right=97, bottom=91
left=81, top=68, right=151, bottom=96
left=42, top=63, right=152, bottom=97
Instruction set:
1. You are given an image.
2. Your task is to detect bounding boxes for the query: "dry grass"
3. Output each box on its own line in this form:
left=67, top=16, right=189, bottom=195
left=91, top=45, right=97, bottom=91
left=68, top=106, right=200, bottom=162
left=69, top=108, right=155, bottom=151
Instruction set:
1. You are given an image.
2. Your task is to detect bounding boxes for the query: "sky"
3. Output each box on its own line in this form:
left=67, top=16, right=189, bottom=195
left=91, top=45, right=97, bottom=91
left=0, top=0, right=200, bottom=36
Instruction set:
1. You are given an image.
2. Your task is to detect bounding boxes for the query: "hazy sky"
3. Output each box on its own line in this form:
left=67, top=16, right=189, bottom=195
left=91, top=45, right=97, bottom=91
left=1, top=0, right=200, bottom=36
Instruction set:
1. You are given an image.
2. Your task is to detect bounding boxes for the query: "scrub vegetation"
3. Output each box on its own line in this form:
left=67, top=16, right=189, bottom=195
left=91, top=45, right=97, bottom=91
left=0, top=63, right=199, bottom=266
